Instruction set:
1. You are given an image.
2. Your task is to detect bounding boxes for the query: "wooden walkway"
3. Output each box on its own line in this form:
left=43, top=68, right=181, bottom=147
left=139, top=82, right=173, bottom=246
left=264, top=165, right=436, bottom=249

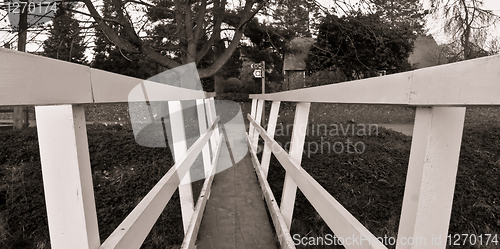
left=196, top=142, right=278, bottom=249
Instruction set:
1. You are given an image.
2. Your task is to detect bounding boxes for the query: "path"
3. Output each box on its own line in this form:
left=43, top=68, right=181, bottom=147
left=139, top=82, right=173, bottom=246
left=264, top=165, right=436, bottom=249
left=195, top=141, right=277, bottom=248
left=378, top=124, right=414, bottom=136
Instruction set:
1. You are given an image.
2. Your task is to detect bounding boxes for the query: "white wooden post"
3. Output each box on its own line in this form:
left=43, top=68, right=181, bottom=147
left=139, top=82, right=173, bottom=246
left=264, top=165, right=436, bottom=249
left=260, top=101, right=281, bottom=178
left=280, top=102, right=311, bottom=229
left=168, top=100, right=195, bottom=234
left=196, top=99, right=212, bottom=177
left=249, top=98, right=258, bottom=138
left=209, top=97, right=220, bottom=142
left=251, top=99, right=265, bottom=151
left=35, top=105, right=100, bottom=249
left=204, top=99, right=216, bottom=157
left=397, top=107, right=466, bottom=249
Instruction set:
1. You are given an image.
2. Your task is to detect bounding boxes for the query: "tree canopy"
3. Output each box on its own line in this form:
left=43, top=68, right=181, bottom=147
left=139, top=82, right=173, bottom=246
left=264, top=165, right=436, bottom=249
left=82, top=0, right=264, bottom=79
left=306, top=12, right=416, bottom=80
left=41, top=3, right=87, bottom=64
left=429, top=0, right=500, bottom=60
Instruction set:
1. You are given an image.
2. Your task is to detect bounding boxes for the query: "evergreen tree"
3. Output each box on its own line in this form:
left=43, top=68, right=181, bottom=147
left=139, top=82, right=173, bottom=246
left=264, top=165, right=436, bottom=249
left=306, top=12, right=416, bottom=80
left=91, top=0, right=162, bottom=79
left=42, top=2, right=86, bottom=64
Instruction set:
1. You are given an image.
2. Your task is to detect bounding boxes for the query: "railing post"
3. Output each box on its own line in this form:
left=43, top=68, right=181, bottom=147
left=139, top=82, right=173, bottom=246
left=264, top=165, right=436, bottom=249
left=251, top=99, right=265, bottom=151
left=35, top=105, right=100, bottom=249
left=280, top=102, right=310, bottom=229
left=249, top=98, right=258, bottom=138
left=204, top=99, right=216, bottom=156
left=209, top=97, right=220, bottom=142
left=168, top=100, right=195, bottom=234
left=196, top=99, right=212, bottom=177
left=260, top=101, right=281, bottom=178
left=397, top=107, right=466, bottom=249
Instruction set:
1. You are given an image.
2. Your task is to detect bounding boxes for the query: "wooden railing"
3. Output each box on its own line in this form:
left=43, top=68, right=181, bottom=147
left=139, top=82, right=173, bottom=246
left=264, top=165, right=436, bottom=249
left=0, top=48, right=223, bottom=249
left=246, top=54, right=500, bottom=249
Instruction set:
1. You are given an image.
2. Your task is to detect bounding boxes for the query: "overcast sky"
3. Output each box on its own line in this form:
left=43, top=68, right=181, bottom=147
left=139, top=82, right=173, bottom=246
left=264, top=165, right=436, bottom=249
left=2, top=0, right=500, bottom=55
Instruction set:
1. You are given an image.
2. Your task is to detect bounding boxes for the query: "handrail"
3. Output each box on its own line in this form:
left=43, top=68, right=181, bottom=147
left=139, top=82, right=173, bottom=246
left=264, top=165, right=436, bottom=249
left=246, top=53, right=500, bottom=249
left=249, top=114, right=385, bottom=249
left=249, top=54, right=500, bottom=106
left=0, top=48, right=209, bottom=105
left=100, top=117, right=220, bottom=249
left=1, top=48, right=224, bottom=249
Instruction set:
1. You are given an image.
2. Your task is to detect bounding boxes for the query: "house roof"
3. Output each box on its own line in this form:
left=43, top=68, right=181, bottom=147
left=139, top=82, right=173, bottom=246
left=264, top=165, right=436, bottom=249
left=283, top=37, right=315, bottom=71
left=408, top=35, right=445, bottom=68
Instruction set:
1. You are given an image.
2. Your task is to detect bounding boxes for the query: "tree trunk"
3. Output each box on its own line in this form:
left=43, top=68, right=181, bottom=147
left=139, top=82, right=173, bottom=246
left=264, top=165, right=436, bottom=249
left=213, top=33, right=225, bottom=94
left=14, top=1, right=29, bottom=130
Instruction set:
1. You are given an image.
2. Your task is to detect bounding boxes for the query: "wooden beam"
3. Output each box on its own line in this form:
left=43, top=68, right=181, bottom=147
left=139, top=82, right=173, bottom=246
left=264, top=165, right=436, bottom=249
left=251, top=99, right=265, bottom=151
left=396, top=107, right=466, bottom=249
left=248, top=114, right=387, bottom=249
left=99, top=117, right=219, bottom=249
left=280, top=102, right=310, bottom=229
left=249, top=54, right=500, bottom=106
left=410, top=55, right=500, bottom=105
left=181, top=137, right=223, bottom=249
left=250, top=72, right=412, bottom=104
left=168, top=100, right=195, bottom=234
left=36, top=105, right=100, bottom=249
left=247, top=133, right=296, bottom=249
left=0, top=48, right=92, bottom=106
left=260, top=101, right=281, bottom=178
left=91, top=68, right=206, bottom=103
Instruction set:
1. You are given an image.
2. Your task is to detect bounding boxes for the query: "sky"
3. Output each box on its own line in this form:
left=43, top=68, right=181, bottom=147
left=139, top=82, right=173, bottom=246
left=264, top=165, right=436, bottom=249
left=1, top=0, right=500, bottom=55
left=317, top=0, right=500, bottom=44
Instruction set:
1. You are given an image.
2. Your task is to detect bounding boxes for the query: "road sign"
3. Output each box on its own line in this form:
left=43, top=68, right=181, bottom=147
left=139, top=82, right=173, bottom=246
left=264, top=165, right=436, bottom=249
left=251, top=62, right=263, bottom=69
left=253, top=69, right=262, bottom=78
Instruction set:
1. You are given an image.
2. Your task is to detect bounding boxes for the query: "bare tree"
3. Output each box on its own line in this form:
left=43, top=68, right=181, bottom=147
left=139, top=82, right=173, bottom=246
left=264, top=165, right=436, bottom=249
left=82, top=0, right=265, bottom=79
left=430, top=0, right=499, bottom=60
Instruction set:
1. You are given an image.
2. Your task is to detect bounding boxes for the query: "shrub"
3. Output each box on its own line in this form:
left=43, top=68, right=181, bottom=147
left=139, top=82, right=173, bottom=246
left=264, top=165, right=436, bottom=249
left=305, top=67, right=347, bottom=87
left=220, top=78, right=243, bottom=93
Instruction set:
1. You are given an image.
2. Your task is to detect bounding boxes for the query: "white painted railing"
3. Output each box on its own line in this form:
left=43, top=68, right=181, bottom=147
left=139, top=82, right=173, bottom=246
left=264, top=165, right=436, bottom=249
left=247, top=54, right=500, bottom=249
left=0, top=48, right=223, bottom=249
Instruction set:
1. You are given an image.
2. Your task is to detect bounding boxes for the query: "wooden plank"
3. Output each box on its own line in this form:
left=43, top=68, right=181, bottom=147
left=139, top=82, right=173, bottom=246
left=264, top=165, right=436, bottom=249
left=208, top=98, right=220, bottom=143
left=181, top=137, right=223, bottom=249
left=249, top=99, right=258, bottom=138
left=249, top=114, right=387, bottom=249
left=0, top=48, right=92, bottom=106
left=99, top=117, right=219, bottom=249
left=247, top=133, right=296, bottom=249
left=91, top=68, right=206, bottom=103
left=195, top=152, right=277, bottom=249
left=168, top=100, right=195, bottom=234
left=196, top=99, right=212, bottom=177
left=35, top=105, right=100, bottom=249
left=410, top=54, right=500, bottom=106
left=260, top=101, right=281, bottom=178
left=249, top=72, right=412, bottom=104
left=204, top=99, right=217, bottom=157
left=249, top=54, right=500, bottom=106
left=280, top=102, right=310, bottom=229
left=251, top=99, right=265, bottom=151
left=396, top=107, right=466, bottom=249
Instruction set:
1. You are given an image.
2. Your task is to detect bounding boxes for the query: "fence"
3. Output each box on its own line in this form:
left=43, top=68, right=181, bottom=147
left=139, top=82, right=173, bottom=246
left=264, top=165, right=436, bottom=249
left=246, top=54, right=500, bottom=249
left=0, top=48, right=223, bottom=249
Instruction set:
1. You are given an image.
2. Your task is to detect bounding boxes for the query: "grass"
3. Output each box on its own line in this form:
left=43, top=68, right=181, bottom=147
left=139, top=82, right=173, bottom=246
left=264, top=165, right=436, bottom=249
left=256, top=102, right=500, bottom=249
left=0, top=124, right=186, bottom=249
left=0, top=100, right=499, bottom=248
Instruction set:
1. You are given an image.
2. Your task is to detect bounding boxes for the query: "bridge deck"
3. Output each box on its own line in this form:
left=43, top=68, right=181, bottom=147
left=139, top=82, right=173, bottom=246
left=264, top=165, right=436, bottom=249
left=196, top=149, right=278, bottom=249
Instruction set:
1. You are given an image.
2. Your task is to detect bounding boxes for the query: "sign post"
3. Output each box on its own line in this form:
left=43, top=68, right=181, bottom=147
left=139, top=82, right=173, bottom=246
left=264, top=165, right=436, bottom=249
left=252, top=61, right=266, bottom=124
